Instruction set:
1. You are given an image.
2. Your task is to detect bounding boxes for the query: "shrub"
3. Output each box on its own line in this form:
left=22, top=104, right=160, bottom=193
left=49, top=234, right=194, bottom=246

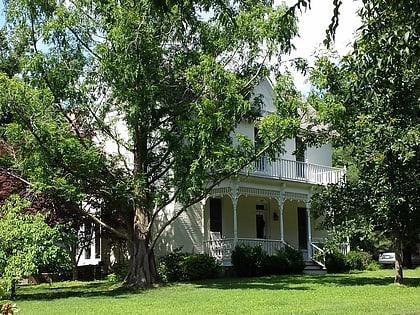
left=158, top=249, right=188, bottom=282
left=107, top=262, right=128, bottom=282
left=183, top=254, right=222, bottom=280
left=232, top=244, right=305, bottom=277
left=325, top=250, right=349, bottom=273
left=261, top=252, right=289, bottom=275
left=345, top=250, right=372, bottom=271
left=105, top=273, right=123, bottom=283
left=0, top=286, right=19, bottom=314
left=284, top=246, right=305, bottom=274
left=158, top=250, right=221, bottom=282
left=231, top=244, right=266, bottom=277
left=366, top=261, right=381, bottom=271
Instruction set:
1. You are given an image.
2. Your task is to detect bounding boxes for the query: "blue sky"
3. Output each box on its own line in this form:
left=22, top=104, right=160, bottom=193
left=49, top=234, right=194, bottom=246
left=0, top=0, right=360, bottom=94
left=0, top=1, right=4, bottom=26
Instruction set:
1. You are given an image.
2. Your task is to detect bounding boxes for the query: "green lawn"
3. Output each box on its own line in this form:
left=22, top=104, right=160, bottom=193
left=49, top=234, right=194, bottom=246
left=13, top=268, right=420, bottom=315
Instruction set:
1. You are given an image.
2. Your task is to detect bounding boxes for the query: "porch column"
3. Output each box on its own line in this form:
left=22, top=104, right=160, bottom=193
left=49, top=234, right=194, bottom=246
left=200, top=199, right=206, bottom=253
left=277, top=197, right=285, bottom=243
left=306, top=199, right=312, bottom=258
left=232, top=195, right=238, bottom=246
left=230, top=180, right=240, bottom=247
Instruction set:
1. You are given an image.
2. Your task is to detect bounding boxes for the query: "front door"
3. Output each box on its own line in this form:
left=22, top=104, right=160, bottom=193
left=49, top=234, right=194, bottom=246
left=298, top=207, right=308, bottom=250
left=256, top=209, right=266, bottom=239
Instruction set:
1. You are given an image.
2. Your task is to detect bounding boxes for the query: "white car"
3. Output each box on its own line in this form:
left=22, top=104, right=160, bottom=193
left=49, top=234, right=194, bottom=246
left=378, top=252, right=396, bottom=264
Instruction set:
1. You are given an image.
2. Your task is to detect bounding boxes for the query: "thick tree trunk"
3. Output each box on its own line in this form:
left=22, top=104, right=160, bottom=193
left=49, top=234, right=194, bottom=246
left=123, top=238, right=158, bottom=287
left=123, top=204, right=158, bottom=287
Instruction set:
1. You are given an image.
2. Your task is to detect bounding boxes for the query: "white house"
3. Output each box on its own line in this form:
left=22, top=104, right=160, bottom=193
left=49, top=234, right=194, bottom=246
left=153, top=78, right=345, bottom=269
left=77, top=77, right=345, bottom=271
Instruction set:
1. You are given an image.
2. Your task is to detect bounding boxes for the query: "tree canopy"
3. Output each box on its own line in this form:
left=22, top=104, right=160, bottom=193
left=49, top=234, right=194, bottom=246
left=0, top=0, right=311, bottom=287
left=309, top=0, right=420, bottom=284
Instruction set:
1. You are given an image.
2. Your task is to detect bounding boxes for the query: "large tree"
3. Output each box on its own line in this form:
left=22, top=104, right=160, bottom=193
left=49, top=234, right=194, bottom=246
left=0, top=0, right=316, bottom=287
left=309, top=0, right=420, bottom=284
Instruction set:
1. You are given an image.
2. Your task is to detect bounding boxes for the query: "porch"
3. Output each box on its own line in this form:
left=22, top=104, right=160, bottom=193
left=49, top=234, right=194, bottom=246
left=203, top=237, right=327, bottom=269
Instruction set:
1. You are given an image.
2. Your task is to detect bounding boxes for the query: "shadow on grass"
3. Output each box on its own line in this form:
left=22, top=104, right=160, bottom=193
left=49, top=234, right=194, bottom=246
left=190, top=272, right=420, bottom=291
left=15, top=281, right=144, bottom=301
left=15, top=272, right=420, bottom=301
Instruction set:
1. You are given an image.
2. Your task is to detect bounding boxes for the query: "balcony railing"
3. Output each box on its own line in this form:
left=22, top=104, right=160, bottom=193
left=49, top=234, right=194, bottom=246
left=242, top=157, right=345, bottom=185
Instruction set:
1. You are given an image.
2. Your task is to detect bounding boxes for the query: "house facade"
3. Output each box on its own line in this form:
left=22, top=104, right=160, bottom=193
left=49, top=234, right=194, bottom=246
left=154, top=78, right=345, bottom=268
left=77, top=78, right=345, bottom=270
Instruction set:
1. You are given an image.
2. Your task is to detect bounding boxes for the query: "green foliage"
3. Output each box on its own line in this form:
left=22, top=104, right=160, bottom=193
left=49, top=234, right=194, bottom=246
left=366, top=261, right=381, bottom=271
left=231, top=243, right=265, bottom=277
left=0, top=195, right=71, bottom=296
left=105, top=273, right=123, bottom=283
left=158, top=250, right=221, bottom=282
left=325, top=250, right=348, bottom=273
left=157, top=249, right=188, bottom=282
left=1, top=286, right=19, bottom=315
left=283, top=246, right=306, bottom=274
left=1, top=0, right=305, bottom=287
left=231, top=244, right=305, bottom=277
left=260, top=253, right=289, bottom=275
left=309, top=1, right=419, bottom=283
left=345, top=251, right=372, bottom=271
left=183, top=254, right=222, bottom=281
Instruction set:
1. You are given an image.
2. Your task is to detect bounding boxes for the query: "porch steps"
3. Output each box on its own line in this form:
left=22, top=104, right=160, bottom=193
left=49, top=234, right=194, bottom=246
left=303, top=260, right=327, bottom=275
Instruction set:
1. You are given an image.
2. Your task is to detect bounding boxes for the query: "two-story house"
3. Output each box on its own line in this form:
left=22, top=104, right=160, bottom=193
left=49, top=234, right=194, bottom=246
left=77, top=78, right=345, bottom=272
left=152, top=78, right=345, bottom=269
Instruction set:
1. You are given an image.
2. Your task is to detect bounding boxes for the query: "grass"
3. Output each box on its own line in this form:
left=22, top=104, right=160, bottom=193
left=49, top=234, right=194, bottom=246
left=12, top=268, right=420, bottom=315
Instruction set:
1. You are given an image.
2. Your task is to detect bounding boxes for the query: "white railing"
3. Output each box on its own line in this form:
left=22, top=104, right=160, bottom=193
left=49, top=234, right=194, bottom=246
left=244, top=158, right=345, bottom=185
left=203, top=238, right=289, bottom=265
left=311, top=243, right=326, bottom=269
left=237, top=238, right=285, bottom=256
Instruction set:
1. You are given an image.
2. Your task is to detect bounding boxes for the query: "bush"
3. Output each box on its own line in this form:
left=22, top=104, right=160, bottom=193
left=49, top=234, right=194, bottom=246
left=231, top=244, right=266, bottom=277
left=107, top=262, right=128, bottom=282
left=105, top=273, right=123, bottom=283
left=261, top=254, right=289, bottom=276
left=345, top=250, right=372, bottom=271
left=284, top=246, right=305, bottom=274
left=183, top=254, right=222, bottom=280
left=326, top=250, right=349, bottom=273
left=0, top=286, right=19, bottom=314
left=158, top=250, right=221, bottom=282
left=158, top=249, right=188, bottom=282
left=232, top=244, right=305, bottom=277
left=366, top=261, right=381, bottom=271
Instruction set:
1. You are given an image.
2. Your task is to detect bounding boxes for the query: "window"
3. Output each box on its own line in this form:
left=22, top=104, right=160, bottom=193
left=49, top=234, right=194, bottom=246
left=210, top=198, right=222, bottom=233
left=295, top=137, right=306, bottom=178
left=254, top=127, right=267, bottom=171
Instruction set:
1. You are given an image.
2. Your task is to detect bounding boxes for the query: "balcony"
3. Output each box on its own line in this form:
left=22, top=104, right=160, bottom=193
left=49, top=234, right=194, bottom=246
left=242, top=158, right=345, bottom=185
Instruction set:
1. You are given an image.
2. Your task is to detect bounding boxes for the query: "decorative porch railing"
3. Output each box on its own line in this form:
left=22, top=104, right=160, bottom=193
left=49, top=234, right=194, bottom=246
left=204, top=237, right=350, bottom=269
left=203, top=238, right=302, bottom=265
left=310, top=242, right=326, bottom=269
left=243, top=158, right=345, bottom=185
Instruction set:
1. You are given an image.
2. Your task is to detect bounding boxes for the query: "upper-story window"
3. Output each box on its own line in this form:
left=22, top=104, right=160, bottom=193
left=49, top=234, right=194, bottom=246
left=295, top=137, right=306, bottom=178
left=254, top=127, right=267, bottom=171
